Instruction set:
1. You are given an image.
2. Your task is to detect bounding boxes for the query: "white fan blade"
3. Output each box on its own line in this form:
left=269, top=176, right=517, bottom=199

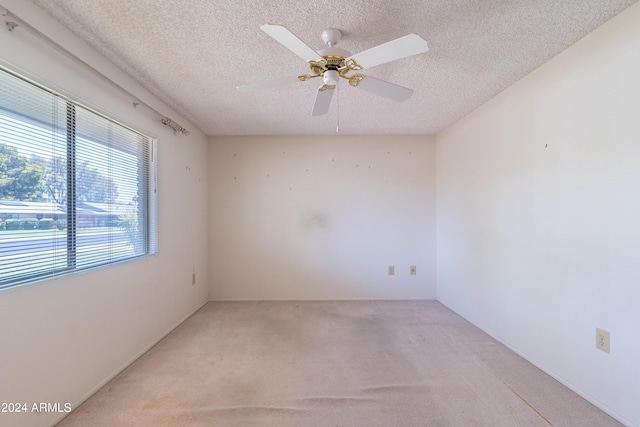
left=261, top=24, right=324, bottom=62
left=348, top=34, right=428, bottom=69
left=355, top=76, right=413, bottom=102
left=237, top=76, right=300, bottom=92
left=311, top=85, right=335, bottom=116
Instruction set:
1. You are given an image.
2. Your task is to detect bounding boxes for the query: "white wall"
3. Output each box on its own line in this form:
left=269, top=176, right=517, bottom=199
left=436, top=4, right=640, bottom=426
left=0, top=2, right=209, bottom=426
left=209, top=135, right=436, bottom=300
left=2, top=0, right=636, bottom=425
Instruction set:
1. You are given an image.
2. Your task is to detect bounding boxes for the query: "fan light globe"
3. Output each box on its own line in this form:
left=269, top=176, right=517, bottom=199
left=323, top=70, right=339, bottom=85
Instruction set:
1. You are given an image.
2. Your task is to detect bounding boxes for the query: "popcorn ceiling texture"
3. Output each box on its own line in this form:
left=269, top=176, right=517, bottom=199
left=30, top=0, right=636, bottom=136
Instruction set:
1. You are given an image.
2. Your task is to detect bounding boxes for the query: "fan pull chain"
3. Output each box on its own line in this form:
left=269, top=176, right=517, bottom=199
left=336, top=82, right=340, bottom=133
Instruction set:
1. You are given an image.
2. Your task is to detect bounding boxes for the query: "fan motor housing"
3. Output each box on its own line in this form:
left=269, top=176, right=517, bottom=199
left=318, top=47, right=351, bottom=58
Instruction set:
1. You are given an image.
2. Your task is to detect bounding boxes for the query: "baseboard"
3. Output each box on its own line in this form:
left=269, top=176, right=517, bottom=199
left=435, top=300, right=636, bottom=427
left=208, top=297, right=438, bottom=302
left=48, top=299, right=209, bottom=427
left=497, top=339, right=635, bottom=427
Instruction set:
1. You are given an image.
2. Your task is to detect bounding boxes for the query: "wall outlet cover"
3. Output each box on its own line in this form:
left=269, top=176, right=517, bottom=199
left=596, top=328, right=610, bottom=353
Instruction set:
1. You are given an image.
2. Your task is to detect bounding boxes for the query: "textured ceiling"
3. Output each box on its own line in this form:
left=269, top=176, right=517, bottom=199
left=30, top=0, right=636, bottom=136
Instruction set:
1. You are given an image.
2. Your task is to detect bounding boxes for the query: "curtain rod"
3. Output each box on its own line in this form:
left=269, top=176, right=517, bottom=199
left=1, top=4, right=189, bottom=136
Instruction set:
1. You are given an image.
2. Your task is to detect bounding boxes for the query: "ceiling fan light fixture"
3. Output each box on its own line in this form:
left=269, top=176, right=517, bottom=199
left=238, top=24, right=430, bottom=117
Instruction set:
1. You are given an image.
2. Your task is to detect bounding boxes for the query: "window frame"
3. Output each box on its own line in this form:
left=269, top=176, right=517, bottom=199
left=0, top=65, right=158, bottom=290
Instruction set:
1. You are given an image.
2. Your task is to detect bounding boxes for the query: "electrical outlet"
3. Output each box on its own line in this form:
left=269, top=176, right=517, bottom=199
left=596, top=328, right=610, bottom=353
left=410, top=265, right=416, bottom=275
left=192, top=273, right=196, bottom=285
left=388, top=266, right=395, bottom=276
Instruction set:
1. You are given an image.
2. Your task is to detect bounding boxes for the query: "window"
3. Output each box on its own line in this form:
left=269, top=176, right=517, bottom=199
left=0, top=66, right=157, bottom=289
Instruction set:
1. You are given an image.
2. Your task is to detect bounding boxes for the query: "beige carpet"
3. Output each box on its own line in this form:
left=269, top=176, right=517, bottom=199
left=57, top=300, right=621, bottom=426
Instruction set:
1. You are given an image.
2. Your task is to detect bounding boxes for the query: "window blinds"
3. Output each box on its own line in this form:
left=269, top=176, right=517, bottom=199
left=0, top=66, right=157, bottom=289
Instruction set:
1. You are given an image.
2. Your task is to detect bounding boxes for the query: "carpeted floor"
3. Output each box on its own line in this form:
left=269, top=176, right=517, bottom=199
left=56, top=300, right=622, bottom=426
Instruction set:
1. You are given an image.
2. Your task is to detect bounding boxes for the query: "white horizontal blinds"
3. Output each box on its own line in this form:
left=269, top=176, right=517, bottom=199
left=147, top=138, right=158, bottom=255
left=0, top=69, right=69, bottom=285
left=0, top=66, right=157, bottom=289
left=74, top=105, right=150, bottom=268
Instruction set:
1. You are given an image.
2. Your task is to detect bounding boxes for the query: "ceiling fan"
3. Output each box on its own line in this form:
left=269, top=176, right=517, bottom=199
left=237, top=25, right=429, bottom=116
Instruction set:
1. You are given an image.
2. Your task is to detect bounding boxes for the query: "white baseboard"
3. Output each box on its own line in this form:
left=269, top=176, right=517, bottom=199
left=48, top=299, right=209, bottom=427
